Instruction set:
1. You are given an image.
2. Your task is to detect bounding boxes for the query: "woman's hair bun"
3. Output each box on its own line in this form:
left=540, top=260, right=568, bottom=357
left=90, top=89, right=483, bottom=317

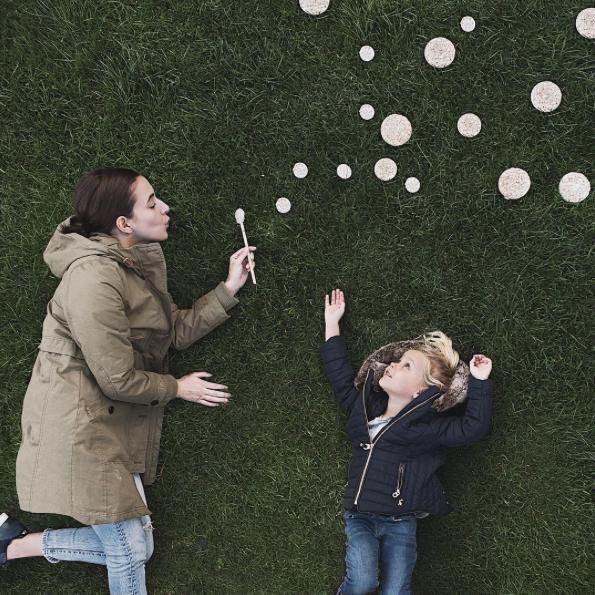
left=61, top=215, right=90, bottom=238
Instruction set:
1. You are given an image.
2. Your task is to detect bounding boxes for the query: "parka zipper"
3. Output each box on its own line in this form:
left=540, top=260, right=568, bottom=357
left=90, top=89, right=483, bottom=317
left=353, top=378, right=438, bottom=506
left=392, top=463, right=406, bottom=504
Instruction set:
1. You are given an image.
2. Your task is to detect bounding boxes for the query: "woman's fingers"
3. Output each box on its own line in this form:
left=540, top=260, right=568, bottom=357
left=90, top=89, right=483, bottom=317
left=203, top=392, right=230, bottom=401
left=204, top=381, right=228, bottom=390
left=205, top=389, right=231, bottom=398
left=232, top=246, right=257, bottom=261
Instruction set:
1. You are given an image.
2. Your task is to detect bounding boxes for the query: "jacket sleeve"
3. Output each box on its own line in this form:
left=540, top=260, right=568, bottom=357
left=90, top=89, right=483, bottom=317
left=320, top=335, right=360, bottom=414
left=167, top=282, right=239, bottom=350
left=427, top=375, right=493, bottom=447
left=63, top=259, right=179, bottom=407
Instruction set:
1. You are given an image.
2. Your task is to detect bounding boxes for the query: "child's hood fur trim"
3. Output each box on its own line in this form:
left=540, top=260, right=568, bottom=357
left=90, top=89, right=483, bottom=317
left=354, top=341, right=470, bottom=413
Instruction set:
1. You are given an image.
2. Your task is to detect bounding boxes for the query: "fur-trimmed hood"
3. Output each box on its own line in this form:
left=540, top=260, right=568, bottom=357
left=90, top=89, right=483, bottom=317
left=354, top=340, right=470, bottom=413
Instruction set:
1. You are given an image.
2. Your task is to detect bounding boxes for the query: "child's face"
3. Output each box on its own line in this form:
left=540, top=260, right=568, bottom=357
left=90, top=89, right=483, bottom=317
left=378, top=349, right=430, bottom=400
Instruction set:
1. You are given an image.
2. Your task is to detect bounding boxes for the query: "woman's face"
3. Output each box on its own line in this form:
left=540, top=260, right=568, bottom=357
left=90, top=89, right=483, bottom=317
left=378, top=349, right=430, bottom=399
left=126, top=176, right=170, bottom=243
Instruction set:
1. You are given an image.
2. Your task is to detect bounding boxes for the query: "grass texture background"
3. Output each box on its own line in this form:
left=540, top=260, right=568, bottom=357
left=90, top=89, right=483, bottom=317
left=0, top=1, right=593, bottom=593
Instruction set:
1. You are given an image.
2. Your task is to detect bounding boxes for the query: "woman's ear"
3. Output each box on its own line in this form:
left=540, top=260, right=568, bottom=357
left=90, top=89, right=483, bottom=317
left=114, top=215, right=134, bottom=235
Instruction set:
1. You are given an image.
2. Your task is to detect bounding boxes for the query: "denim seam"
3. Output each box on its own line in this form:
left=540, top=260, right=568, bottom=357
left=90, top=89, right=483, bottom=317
left=115, top=521, right=138, bottom=595
left=41, top=529, right=60, bottom=564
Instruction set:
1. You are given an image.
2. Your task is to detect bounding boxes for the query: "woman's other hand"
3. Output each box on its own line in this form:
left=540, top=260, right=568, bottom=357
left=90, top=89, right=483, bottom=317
left=224, top=246, right=257, bottom=297
left=469, top=354, right=492, bottom=380
left=176, top=372, right=231, bottom=407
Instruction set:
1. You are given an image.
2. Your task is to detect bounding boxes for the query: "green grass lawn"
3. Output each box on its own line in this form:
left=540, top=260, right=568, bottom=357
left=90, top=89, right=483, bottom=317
left=1, top=0, right=593, bottom=593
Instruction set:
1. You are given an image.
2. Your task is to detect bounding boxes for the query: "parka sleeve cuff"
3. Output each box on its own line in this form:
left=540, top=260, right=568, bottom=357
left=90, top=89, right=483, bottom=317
left=214, top=282, right=240, bottom=312
left=149, top=374, right=179, bottom=408
left=467, top=374, right=494, bottom=392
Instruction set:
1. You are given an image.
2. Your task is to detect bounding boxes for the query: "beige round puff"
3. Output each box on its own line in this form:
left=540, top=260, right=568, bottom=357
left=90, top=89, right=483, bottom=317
left=457, top=113, right=482, bottom=137
left=359, top=45, right=375, bottom=61
left=381, top=114, right=412, bottom=146
left=374, top=158, right=398, bottom=181
left=293, top=163, right=308, bottom=178
left=498, top=168, right=531, bottom=200
left=405, top=177, right=421, bottom=193
left=576, top=8, right=595, bottom=38
left=337, top=164, right=352, bottom=179
left=424, top=37, right=456, bottom=68
left=276, top=197, right=292, bottom=213
left=299, top=0, right=330, bottom=16
left=559, top=173, right=591, bottom=203
left=359, top=104, right=375, bottom=120
left=461, top=16, right=476, bottom=32
left=531, top=81, right=562, bottom=112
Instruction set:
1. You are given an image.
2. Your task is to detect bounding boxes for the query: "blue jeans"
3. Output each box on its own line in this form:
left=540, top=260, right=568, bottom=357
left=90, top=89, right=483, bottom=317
left=40, top=474, right=153, bottom=595
left=342, top=511, right=418, bottom=595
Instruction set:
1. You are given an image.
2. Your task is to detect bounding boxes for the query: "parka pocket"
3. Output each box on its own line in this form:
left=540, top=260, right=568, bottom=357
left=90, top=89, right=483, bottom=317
left=391, top=462, right=406, bottom=503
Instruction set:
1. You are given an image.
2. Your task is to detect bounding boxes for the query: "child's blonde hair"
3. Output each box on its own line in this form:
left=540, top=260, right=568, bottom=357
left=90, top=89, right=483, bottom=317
left=413, top=331, right=460, bottom=392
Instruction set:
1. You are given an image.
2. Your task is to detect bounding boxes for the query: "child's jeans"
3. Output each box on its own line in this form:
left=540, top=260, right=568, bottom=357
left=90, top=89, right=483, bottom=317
left=40, top=474, right=153, bottom=595
left=342, top=510, right=418, bottom=595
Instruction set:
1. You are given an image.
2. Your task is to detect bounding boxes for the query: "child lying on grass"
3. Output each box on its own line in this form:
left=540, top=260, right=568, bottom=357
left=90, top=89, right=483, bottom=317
left=321, top=289, right=493, bottom=595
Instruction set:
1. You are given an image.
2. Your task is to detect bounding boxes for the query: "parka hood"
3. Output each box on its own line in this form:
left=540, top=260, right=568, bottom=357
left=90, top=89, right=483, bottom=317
left=43, top=218, right=114, bottom=278
left=43, top=218, right=167, bottom=291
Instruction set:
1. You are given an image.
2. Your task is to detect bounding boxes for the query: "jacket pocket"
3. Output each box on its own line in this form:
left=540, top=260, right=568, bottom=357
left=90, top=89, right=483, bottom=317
left=391, top=462, right=406, bottom=502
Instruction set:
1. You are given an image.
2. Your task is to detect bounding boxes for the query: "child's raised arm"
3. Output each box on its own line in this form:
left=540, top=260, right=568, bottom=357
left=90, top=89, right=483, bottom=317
left=320, top=288, right=360, bottom=414
left=325, top=288, right=345, bottom=340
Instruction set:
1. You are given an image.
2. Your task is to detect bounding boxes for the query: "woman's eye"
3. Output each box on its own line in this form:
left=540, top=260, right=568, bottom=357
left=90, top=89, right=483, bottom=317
left=149, top=204, right=156, bottom=209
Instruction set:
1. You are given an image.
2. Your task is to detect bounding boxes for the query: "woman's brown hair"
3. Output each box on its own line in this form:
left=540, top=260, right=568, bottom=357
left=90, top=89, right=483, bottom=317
left=61, top=167, right=140, bottom=238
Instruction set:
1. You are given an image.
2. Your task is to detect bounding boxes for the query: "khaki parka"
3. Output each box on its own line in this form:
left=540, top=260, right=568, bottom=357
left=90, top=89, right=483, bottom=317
left=16, top=219, right=239, bottom=525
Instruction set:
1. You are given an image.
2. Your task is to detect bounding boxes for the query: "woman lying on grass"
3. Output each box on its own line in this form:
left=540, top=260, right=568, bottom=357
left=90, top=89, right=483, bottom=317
left=321, top=289, right=493, bottom=595
left=0, top=167, right=256, bottom=594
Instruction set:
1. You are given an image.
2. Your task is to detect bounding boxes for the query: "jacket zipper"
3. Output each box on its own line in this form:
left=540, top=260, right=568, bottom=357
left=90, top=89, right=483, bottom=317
left=353, top=370, right=372, bottom=505
left=353, top=379, right=437, bottom=507
left=392, top=462, right=406, bottom=504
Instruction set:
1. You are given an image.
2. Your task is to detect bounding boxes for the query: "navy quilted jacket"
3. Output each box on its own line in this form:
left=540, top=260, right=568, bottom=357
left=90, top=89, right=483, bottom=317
left=320, top=335, right=493, bottom=517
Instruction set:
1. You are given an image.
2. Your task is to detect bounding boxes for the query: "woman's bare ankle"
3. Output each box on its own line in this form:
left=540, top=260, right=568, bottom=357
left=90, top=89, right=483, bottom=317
left=6, top=532, right=44, bottom=560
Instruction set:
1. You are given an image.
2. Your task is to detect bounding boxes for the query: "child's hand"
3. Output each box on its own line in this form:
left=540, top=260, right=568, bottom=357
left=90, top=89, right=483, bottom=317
left=469, top=354, right=492, bottom=380
left=325, top=288, right=346, bottom=325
